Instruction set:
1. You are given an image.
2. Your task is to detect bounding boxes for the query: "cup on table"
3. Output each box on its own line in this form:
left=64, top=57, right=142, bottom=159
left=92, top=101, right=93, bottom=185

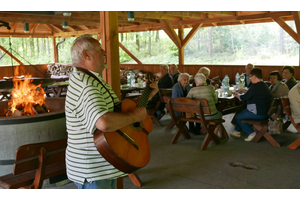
left=232, top=85, right=237, bottom=92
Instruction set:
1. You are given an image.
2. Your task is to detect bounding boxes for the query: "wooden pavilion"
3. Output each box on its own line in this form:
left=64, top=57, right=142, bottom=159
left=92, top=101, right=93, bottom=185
left=0, top=11, right=299, bottom=98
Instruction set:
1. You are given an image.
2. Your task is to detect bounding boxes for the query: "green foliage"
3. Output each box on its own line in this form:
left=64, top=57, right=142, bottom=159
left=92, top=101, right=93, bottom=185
left=0, top=22, right=299, bottom=66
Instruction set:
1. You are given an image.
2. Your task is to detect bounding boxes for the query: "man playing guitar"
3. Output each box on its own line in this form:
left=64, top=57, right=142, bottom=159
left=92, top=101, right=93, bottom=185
left=65, top=35, right=158, bottom=189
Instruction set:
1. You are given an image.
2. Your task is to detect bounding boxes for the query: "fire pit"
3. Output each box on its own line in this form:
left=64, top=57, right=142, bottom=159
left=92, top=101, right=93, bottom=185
left=0, top=97, right=67, bottom=177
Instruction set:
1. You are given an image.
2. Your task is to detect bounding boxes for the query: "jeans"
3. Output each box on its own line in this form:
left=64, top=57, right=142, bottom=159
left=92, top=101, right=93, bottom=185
left=74, top=179, right=117, bottom=189
left=234, top=109, right=269, bottom=135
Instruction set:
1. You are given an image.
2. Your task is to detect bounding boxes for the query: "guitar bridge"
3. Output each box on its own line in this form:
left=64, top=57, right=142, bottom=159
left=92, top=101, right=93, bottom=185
left=116, top=130, right=139, bottom=150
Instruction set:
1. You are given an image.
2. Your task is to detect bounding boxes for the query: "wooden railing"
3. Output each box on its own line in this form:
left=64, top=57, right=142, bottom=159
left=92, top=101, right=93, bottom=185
left=0, top=64, right=48, bottom=79
left=120, top=64, right=300, bottom=84
left=1, top=63, right=299, bottom=84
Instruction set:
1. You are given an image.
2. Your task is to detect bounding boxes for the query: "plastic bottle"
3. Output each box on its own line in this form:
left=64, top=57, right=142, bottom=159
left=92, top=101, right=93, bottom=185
left=240, top=73, right=245, bottom=89
left=224, top=75, right=229, bottom=96
left=127, top=72, right=131, bottom=85
left=235, top=72, right=240, bottom=89
left=131, top=71, right=135, bottom=86
left=221, top=78, right=226, bottom=97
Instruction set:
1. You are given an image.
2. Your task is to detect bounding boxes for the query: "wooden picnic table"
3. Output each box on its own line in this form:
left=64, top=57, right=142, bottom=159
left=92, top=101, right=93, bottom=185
left=120, top=85, right=145, bottom=100
left=45, top=81, right=69, bottom=98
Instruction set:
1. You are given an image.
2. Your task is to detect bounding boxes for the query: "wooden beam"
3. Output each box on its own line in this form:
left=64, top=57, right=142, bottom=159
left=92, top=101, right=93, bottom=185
left=119, top=42, right=142, bottom=64
left=162, top=20, right=181, bottom=48
left=0, top=45, right=23, bottom=65
left=292, top=11, right=300, bottom=43
left=201, top=11, right=237, bottom=16
left=182, top=23, right=202, bottom=47
left=53, top=29, right=101, bottom=37
left=100, top=11, right=121, bottom=100
left=0, top=13, right=100, bottom=26
left=50, top=24, right=63, bottom=32
left=272, top=17, right=300, bottom=44
left=118, top=11, right=181, bottom=21
left=0, top=33, right=53, bottom=38
left=44, top=24, right=54, bottom=33
left=29, top=24, right=39, bottom=33
left=180, top=11, right=293, bottom=26
left=10, top=23, right=20, bottom=33
left=52, top=37, right=58, bottom=63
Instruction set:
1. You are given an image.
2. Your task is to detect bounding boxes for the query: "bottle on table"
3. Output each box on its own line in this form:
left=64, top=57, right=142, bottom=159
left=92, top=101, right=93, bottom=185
left=235, top=72, right=240, bottom=89
left=131, top=71, right=135, bottom=86
left=127, top=71, right=131, bottom=86
left=239, top=73, right=245, bottom=89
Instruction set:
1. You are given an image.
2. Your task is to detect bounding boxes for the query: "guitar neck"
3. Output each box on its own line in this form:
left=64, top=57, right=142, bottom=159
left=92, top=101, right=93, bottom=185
left=137, top=86, right=152, bottom=108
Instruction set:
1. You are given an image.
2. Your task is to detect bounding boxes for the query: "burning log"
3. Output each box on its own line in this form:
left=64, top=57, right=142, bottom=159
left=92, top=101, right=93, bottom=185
left=32, top=104, right=48, bottom=114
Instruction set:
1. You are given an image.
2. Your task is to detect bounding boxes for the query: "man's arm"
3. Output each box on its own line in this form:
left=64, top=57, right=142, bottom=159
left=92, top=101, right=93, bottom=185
left=95, top=107, right=146, bottom=132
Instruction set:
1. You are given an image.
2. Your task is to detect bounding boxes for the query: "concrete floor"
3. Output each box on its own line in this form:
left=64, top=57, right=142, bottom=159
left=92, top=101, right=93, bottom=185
left=53, top=113, right=300, bottom=189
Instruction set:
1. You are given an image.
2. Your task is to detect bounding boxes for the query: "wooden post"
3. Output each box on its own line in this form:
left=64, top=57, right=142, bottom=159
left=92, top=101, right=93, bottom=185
left=52, top=37, right=58, bottom=63
left=99, top=11, right=121, bottom=100
left=178, top=24, right=184, bottom=69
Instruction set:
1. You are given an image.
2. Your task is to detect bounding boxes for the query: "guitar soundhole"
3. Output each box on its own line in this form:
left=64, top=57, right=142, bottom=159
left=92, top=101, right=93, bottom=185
left=132, top=122, right=140, bottom=128
left=130, top=121, right=143, bottom=131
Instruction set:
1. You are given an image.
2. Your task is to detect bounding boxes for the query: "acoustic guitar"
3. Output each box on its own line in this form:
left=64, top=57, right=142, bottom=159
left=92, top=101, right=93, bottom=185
left=93, top=73, right=155, bottom=173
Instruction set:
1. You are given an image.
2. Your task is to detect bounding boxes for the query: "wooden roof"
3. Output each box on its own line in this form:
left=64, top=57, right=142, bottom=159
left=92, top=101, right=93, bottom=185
left=0, top=11, right=298, bottom=38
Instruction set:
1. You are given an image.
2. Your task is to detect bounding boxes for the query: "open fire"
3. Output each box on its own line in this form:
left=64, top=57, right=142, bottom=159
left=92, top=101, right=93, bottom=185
left=5, top=66, right=48, bottom=117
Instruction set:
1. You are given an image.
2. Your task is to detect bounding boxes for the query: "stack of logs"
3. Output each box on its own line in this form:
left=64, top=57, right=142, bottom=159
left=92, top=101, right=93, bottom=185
left=4, top=104, right=49, bottom=117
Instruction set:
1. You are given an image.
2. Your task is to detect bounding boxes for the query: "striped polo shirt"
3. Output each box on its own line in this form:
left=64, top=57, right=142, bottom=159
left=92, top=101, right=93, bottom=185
left=65, top=68, right=126, bottom=184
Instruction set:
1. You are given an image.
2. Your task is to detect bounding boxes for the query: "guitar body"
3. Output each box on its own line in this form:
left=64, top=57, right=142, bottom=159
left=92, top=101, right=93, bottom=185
left=94, top=98, right=153, bottom=174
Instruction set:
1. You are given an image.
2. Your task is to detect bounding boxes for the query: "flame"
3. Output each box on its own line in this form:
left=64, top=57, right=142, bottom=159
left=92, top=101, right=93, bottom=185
left=6, top=66, right=46, bottom=116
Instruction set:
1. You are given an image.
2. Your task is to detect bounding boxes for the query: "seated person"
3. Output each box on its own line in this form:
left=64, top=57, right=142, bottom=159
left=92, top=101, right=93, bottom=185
left=151, top=64, right=174, bottom=119
left=268, top=70, right=289, bottom=99
left=288, top=82, right=300, bottom=124
left=186, top=73, right=222, bottom=120
left=192, top=67, right=211, bottom=86
left=172, top=73, right=200, bottom=134
left=158, top=64, right=174, bottom=89
left=230, top=68, right=271, bottom=142
left=282, top=65, right=297, bottom=90
left=243, top=63, right=255, bottom=88
left=169, top=64, right=180, bottom=85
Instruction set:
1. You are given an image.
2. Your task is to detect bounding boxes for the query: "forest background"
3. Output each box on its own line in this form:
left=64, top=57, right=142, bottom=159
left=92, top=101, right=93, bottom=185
left=0, top=21, right=299, bottom=66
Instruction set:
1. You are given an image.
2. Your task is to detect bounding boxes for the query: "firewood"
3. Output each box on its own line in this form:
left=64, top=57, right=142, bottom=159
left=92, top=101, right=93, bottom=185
left=12, top=110, right=23, bottom=117
left=32, top=104, right=48, bottom=114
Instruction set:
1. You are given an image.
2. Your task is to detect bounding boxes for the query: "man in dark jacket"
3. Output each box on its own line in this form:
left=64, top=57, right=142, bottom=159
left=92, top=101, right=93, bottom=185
left=169, top=64, right=180, bottom=85
left=158, top=64, right=174, bottom=89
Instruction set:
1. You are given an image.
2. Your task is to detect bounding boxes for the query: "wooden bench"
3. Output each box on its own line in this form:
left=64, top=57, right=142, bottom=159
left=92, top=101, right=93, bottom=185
left=0, top=138, right=67, bottom=189
left=241, top=98, right=282, bottom=147
left=281, top=98, right=300, bottom=150
left=168, top=97, right=228, bottom=150
left=146, top=89, right=170, bottom=127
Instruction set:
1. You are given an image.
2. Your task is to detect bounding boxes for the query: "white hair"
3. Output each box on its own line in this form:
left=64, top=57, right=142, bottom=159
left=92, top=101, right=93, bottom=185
left=178, top=73, right=190, bottom=82
left=197, top=67, right=210, bottom=75
left=71, top=34, right=99, bottom=66
left=194, top=73, right=206, bottom=84
left=160, top=64, right=169, bottom=70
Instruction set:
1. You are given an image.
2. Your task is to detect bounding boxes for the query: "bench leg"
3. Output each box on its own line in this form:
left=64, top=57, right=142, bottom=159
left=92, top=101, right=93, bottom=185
left=166, top=120, right=175, bottom=129
left=172, top=125, right=190, bottom=144
left=252, top=125, right=265, bottom=143
left=287, top=138, right=300, bottom=150
left=200, top=134, right=211, bottom=150
left=151, top=116, right=162, bottom=127
left=263, top=133, right=280, bottom=147
left=128, top=173, right=143, bottom=187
